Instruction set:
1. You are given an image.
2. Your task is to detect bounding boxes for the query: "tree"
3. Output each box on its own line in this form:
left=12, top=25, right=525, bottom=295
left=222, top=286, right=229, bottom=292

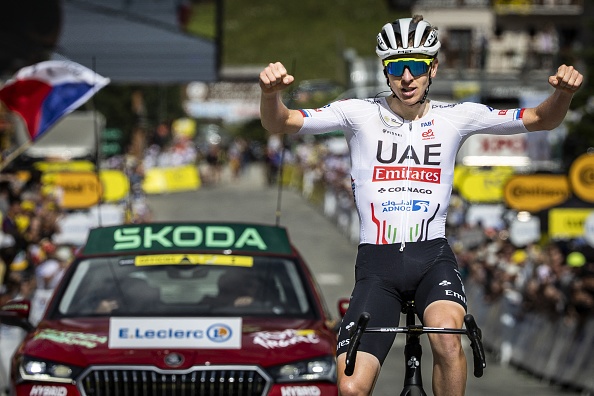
left=91, top=84, right=186, bottom=153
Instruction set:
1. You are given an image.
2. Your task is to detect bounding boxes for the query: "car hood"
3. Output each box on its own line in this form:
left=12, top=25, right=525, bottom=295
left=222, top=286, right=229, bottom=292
left=21, top=317, right=336, bottom=369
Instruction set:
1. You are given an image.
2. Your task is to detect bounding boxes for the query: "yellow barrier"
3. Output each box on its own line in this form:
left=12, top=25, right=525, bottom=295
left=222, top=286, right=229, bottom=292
left=142, top=165, right=201, bottom=194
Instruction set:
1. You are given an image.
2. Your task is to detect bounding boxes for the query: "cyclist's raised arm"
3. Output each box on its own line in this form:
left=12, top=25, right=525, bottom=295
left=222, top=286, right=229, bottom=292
left=259, top=62, right=304, bottom=135
left=522, top=64, right=583, bottom=132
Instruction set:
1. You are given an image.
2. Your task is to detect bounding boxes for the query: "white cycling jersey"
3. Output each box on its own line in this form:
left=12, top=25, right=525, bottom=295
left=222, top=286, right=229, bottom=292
left=296, top=97, right=528, bottom=246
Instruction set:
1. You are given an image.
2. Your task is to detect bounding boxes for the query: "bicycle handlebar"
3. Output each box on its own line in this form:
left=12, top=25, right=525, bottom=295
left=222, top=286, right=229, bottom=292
left=343, top=312, right=487, bottom=378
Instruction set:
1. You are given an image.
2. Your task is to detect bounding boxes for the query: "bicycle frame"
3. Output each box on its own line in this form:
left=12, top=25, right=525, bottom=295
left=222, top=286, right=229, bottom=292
left=344, top=301, right=486, bottom=396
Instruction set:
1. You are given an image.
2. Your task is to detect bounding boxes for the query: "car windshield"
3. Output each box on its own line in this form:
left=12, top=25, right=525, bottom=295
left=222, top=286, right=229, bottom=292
left=54, top=255, right=315, bottom=318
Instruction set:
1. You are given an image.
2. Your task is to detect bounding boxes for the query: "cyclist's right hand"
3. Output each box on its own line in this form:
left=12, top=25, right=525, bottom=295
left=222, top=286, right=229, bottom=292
left=259, top=62, right=295, bottom=94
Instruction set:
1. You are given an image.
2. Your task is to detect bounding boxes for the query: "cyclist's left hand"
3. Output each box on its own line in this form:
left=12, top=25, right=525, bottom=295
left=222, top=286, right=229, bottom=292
left=549, top=64, right=583, bottom=94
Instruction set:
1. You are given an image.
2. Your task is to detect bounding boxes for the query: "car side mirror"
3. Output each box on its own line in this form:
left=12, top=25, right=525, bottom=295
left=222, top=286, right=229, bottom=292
left=0, top=299, right=35, bottom=332
left=338, top=298, right=349, bottom=318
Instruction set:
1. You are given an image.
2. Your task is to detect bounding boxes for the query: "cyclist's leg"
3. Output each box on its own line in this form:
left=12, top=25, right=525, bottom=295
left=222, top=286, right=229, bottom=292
left=424, top=300, right=467, bottom=396
left=336, top=275, right=400, bottom=395
left=414, top=243, right=468, bottom=396
left=336, top=244, right=403, bottom=396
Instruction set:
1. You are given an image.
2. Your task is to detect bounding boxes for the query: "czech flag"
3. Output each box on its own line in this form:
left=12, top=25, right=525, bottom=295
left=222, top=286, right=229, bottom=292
left=0, top=60, right=110, bottom=142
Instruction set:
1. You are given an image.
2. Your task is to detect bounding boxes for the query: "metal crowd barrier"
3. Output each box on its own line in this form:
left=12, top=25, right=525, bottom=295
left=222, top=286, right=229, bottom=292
left=466, top=281, right=594, bottom=394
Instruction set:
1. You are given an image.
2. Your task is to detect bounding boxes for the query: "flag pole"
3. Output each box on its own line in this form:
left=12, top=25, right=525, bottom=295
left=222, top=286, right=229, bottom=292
left=0, top=141, right=32, bottom=173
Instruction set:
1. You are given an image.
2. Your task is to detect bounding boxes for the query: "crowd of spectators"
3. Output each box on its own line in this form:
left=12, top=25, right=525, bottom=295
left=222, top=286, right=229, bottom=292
left=454, top=226, right=594, bottom=327
left=0, top=171, right=77, bottom=391
left=0, top=172, right=74, bottom=323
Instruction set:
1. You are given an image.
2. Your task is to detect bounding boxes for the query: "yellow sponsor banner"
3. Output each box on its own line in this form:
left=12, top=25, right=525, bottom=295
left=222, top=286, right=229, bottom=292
left=135, top=254, right=253, bottom=267
left=457, top=166, right=515, bottom=203
left=35, top=160, right=95, bottom=173
left=453, top=166, right=471, bottom=191
left=452, top=82, right=480, bottom=100
left=142, top=165, right=201, bottom=194
left=99, top=170, right=129, bottom=202
left=549, top=208, right=594, bottom=239
left=493, top=0, right=532, bottom=14
left=42, top=172, right=102, bottom=209
left=569, top=153, right=594, bottom=203
left=504, top=174, right=570, bottom=212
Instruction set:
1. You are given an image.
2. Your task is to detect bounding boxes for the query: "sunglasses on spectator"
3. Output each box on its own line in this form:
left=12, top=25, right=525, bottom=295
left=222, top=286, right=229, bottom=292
left=383, top=58, right=433, bottom=77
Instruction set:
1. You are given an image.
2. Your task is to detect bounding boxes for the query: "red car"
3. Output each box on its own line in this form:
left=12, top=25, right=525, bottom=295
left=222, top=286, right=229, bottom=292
left=0, top=222, right=339, bottom=396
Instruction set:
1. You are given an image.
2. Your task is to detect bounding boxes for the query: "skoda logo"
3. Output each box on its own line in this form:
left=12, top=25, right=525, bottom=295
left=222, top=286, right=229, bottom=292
left=164, top=352, right=184, bottom=367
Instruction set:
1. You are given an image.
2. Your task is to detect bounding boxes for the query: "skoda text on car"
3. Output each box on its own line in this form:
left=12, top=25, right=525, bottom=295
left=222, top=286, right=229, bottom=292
left=0, top=222, right=338, bottom=396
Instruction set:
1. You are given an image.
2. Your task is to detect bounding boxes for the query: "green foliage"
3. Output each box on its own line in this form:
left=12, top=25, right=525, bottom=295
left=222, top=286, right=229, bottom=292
left=231, top=118, right=268, bottom=144
left=186, top=1, right=217, bottom=39
left=222, top=0, right=406, bottom=85
left=91, top=85, right=186, bottom=148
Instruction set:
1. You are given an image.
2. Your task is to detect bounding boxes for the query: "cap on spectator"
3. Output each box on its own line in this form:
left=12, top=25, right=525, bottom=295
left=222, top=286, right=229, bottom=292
left=10, top=251, right=28, bottom=272
left=512, top=249, right=527, bottom=264
left=21, top=200, right=35, bottom=212
left=566, top=252, right=586, bottom=267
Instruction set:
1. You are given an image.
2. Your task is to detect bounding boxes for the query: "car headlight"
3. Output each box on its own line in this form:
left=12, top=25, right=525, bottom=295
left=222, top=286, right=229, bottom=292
left=268, top=355, right=336, bottom=383
left=18, top=356, right=82, bottom=384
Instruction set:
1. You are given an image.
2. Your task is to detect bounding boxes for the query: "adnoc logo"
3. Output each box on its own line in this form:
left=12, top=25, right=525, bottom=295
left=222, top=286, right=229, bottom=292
left=207, top=324, right=233, bottom=342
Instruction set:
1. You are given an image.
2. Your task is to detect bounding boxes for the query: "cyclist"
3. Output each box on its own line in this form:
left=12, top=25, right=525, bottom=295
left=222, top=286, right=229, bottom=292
left=259, top=15, right=582, bottom=396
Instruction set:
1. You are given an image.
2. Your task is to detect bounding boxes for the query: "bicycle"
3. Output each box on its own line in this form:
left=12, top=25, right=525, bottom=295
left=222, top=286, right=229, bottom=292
left=344, top=300, right=487, bottom=396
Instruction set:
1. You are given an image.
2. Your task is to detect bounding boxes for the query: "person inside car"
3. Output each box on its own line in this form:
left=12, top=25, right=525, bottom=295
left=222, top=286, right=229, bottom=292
left=203, top=269, right=263, bottom=309
left=94, top=276, right=162, bottom=314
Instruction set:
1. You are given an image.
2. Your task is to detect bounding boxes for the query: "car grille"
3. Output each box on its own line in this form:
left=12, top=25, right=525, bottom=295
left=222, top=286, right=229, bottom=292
left=79, top=366, right=270, bottom=396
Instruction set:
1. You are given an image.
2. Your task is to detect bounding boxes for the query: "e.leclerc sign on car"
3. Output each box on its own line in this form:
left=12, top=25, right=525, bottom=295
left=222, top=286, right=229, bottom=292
left=82, top=222, right=294, bottom=255
left=109, top=317, right=242, bottom=349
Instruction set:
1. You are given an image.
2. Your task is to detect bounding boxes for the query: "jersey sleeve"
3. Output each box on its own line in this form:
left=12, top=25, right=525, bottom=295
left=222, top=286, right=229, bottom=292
left=296, top=100, right=352, bottom=136
left=447, top=102, right=529, bottom=138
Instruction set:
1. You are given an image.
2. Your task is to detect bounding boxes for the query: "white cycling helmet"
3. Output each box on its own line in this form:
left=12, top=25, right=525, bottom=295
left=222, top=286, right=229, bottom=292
left=376, top=17, right=441, bottom=59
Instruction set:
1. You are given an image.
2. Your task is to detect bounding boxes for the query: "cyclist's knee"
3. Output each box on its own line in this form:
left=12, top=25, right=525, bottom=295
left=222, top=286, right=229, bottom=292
left=424, top=302, right=465, bottom=362
left=429, top=333, right=464, bottom=361
left=424, top=300, right=465, bottom=327
left=338, top=377, right=373, bottom=396
left=337, top=352, right=379, bottom=396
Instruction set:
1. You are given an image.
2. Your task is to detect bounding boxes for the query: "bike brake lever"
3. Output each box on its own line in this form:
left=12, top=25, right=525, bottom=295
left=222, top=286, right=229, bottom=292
left=464, top=314, right=486, bottom=378
left=344, top=312, right=370, bottom=376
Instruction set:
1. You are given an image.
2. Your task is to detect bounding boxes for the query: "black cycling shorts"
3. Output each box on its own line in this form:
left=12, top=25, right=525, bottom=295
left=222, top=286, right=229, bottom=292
left=336, top=238, right=467, bottom=365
